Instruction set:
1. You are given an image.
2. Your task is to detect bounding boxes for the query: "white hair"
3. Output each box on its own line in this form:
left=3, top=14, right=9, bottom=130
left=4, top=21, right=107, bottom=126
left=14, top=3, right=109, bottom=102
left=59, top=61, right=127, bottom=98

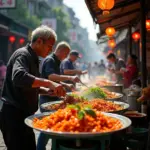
left=31, top=25, right=57, bottom=43
left=55, top=41, right=71, bottom=52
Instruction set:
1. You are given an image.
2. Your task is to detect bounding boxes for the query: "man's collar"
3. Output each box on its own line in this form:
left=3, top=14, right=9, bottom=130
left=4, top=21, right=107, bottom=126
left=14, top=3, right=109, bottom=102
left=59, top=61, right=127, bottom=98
left=26, top=44, right=39, bottom=64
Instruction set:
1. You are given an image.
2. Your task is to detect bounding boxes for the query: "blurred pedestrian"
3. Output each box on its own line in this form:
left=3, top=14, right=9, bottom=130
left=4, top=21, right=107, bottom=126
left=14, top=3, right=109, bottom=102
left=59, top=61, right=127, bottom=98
left=92, top=62, right=99, bottom=77
left=88, top=63, right=92, bottom=79
left=99, top=59, right=106, bottom=76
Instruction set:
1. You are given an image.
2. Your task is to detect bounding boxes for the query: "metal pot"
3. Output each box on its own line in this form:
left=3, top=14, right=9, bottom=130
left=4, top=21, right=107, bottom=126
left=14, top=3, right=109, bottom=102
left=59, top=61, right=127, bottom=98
left=102, top=84, right=124, bottom=94
left=127, top=95, right=141, bottom=111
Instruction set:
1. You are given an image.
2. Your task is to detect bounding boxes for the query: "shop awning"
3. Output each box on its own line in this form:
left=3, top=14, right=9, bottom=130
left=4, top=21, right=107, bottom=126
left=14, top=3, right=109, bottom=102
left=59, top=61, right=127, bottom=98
left=85, top=0, right=140, bottom=36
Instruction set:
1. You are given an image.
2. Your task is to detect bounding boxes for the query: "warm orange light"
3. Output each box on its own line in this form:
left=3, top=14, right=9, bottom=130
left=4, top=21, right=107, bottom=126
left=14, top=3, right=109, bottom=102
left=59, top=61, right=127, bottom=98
left=98, top=0, right=115, bottom=15
left=132, top=32, right=140, bottom=42
left=146, top=20, right=150, bottom=31
left=108, top=39, right=116, bottom=48
left=105, top=27, right=116, bottom=37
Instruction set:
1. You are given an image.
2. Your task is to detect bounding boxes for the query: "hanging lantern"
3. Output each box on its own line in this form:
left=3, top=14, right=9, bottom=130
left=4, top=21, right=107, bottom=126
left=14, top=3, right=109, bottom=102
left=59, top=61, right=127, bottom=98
left=105, top=27, right=116, bottom=37
left=108, top=39, right=116, bottom=48
left=132, top=32, right=140, bottom=42
left=146, top=20, right=150, bottom=31
left=9, top=36, right=16, bottom=44
left=98, top=0, right=115, bottom=15
left=19, top=38, right=25, bottom=45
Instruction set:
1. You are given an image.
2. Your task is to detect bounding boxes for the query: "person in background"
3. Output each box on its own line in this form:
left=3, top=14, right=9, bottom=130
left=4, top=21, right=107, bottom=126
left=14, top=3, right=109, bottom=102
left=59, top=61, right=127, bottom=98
left=0, top=26, right=66, bottom=150
left=37, top=41, right=80, bottom=150
left=120, top=54, right=138, bottom=88
left=88, top=63, right=92, bottom=79
left=0, top=60, right=6, bottom=96
left=107, top=53, right=126, bottom=84
left=92, top=62, right=99, bottom=77
left=99, top=59, right=106, bottom=76
left=60, top=50, right=87, bottom=84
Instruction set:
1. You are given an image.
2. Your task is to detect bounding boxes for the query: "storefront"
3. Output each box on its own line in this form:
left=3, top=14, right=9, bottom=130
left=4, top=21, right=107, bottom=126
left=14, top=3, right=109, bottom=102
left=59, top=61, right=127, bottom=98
left=0, top=13, right=29, bottom=63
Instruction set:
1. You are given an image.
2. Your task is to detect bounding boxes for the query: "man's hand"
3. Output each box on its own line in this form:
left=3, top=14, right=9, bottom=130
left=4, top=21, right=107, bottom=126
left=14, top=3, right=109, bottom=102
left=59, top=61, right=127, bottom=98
left=60, top=82, right=75, bottom=91
left=65, top=83, right=75, bottom=91
left=49, top=81, right=66, bottom=97
left=70, top=76, right=80, bottom=83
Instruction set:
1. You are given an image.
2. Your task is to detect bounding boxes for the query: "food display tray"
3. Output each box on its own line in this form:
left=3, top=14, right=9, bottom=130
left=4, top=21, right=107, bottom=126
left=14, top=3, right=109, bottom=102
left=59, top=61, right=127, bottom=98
left=25, top=112, right=131, bottom=138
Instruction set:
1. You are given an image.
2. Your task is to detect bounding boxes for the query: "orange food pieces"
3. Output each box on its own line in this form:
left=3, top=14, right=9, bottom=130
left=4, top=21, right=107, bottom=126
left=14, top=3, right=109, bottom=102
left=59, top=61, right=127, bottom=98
left=81, top=99, right=123, bottom=112
left=33, top=108, right=123, bottom=133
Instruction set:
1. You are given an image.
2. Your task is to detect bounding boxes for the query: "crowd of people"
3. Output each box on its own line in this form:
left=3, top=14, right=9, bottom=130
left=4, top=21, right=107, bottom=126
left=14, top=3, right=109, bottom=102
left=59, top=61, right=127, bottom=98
left=0, top=25, right=140, bottom=150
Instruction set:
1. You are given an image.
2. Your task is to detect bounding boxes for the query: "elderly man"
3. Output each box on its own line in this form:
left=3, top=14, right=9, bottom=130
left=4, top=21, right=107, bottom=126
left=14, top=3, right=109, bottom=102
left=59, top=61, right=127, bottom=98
left=0, top=26, right=65, bottom=150
left=37, top=41, right=80, bottom=150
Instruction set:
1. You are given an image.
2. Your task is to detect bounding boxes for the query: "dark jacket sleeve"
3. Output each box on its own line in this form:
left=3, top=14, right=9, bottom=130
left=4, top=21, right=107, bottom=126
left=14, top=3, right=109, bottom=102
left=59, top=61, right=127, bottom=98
left=12, top=54, right=35, bottom=88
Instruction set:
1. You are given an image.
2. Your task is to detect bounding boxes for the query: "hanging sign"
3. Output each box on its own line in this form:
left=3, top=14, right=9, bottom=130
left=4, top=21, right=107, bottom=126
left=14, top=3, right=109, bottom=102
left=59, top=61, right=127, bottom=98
left=42, top=18, right=57, bottom=31
left=0, top=0, right=16, bottom=8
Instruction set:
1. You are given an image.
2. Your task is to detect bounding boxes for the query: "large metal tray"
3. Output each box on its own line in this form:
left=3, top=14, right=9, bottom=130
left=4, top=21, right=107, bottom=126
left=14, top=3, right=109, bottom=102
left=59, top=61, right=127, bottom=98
left=67, top=92, right=123, bottom=102
left=106, top=92, right=123, bottom=101
left=25, top=112, right=131, bottom=138
left=40, top=100, right=129, bottom=114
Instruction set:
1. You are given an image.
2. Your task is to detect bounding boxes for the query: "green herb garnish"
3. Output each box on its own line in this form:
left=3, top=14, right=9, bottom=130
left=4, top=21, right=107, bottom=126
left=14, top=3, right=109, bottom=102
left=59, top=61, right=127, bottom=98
left=68, top=104, right=96, bottom=120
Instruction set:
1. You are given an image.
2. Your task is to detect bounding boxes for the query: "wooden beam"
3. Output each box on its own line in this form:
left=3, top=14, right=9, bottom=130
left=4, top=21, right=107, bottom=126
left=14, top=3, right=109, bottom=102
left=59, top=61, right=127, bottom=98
left=96, top=9, right=140, bottom=24
left=140, top=0, right=147, bottom=87
left=96, top=0, right=140, bottom=15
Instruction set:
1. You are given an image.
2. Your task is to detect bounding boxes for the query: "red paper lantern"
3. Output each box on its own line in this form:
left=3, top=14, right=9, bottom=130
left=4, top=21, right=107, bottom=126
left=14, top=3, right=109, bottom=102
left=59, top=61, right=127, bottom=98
left=105, top=27, right=116, bottom=37
left=146, top=20, right=150, bottom=31
left=132, top=32, right=140, bottom=42
left=9, top=36, right=16, bottom=43
left=108, top=39, right=116, bottom=48
left=98, top=0, right=115, bottom=15
left=19, top=38, right=25, bottom=45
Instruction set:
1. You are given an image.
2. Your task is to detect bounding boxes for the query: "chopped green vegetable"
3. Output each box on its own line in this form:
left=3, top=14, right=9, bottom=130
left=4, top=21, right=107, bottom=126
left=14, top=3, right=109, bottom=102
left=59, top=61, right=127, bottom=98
left=83, top=87, right=107, bottom=99
left=67, top=104, right=81, bottom=111
left=84, top=108, right=96, bottom=118
left=77, top=110, right=85, bottom=120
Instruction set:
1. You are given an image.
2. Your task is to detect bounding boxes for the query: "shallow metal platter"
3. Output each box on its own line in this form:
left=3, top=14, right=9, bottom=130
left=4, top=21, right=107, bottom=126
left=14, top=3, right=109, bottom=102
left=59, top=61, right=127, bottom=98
left=25, top=112, right=131, bottom=138
left=40, top=100, right=129, bottom=114
left=67, top=92, right=123, bottom=101
left=106, top=92, right=123, bottom=101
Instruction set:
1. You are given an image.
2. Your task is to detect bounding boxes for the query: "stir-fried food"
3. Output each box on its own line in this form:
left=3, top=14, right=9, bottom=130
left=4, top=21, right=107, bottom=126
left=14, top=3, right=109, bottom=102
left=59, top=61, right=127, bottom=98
left=33, top=107, right=123, bottom=133
left=44, top=94, right=87, bottom=111
left=80, top=99, right=123, bottom=112
left=45, top=98, right=123, bottom=112
left=96, top=80, right=115, bottom=87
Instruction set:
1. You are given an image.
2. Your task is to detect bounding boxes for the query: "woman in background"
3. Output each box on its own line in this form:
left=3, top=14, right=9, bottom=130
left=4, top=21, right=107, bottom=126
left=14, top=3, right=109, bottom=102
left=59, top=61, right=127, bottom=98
left=121, top=54, right=138, bottom=88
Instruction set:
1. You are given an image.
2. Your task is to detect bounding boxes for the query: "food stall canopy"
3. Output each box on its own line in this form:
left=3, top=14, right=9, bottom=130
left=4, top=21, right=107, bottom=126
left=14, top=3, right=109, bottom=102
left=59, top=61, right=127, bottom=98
left=85, top=0, right=140, bottom=36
